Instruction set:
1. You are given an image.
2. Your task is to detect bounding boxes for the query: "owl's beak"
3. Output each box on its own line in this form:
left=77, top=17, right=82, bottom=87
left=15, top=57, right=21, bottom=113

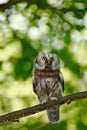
left=45, top=60, right=51, bottom=68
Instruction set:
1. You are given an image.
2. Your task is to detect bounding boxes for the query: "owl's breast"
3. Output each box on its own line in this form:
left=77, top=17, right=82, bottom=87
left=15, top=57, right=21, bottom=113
left=34, top=69, right=59, bottom=79
left=44, top=77, right=56, bottom=89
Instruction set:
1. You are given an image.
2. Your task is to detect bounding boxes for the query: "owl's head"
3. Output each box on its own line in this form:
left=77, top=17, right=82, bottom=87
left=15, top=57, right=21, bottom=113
left=34, top=52, right=60, bottom=71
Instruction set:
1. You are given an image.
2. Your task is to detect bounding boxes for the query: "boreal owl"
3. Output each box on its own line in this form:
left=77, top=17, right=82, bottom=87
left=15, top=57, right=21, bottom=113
left=32, top=52, right=64, bottom=123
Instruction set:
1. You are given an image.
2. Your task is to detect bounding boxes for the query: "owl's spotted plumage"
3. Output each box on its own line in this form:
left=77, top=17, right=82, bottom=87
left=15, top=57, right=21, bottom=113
left=32, top=52, right=64, bottom=123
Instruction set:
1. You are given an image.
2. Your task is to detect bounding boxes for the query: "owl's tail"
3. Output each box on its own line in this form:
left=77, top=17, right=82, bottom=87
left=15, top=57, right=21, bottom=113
left=47, top=105, right=59, bottom=123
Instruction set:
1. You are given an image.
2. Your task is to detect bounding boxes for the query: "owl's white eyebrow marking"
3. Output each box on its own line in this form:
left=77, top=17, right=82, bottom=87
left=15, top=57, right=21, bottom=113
left=49, top=54, right=53, bottom=59
left=45, top=53, right=49, bottom=59
left=45, top=54, right=53, bottom=60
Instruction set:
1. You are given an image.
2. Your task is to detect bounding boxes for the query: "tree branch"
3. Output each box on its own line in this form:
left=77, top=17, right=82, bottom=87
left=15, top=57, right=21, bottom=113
left=0, top=0, right=51, bottom=11
left=0, top=0, right=85, bottom=12
left=0, top=91, right=87, bottom=124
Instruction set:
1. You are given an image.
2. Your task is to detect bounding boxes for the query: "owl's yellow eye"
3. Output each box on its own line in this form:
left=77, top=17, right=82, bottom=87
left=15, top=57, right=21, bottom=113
left=50, top=57, right=53, bottom=62
left=42, top=56, right=47, bottom=61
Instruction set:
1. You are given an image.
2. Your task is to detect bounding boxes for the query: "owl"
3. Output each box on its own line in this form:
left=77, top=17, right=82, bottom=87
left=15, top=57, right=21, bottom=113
left=32, top=52, right=64, bottom=123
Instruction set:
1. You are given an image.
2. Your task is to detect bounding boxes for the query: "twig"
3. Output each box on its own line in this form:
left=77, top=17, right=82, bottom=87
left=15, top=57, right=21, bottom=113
left=0, top=0, right=85, bottom=12
left=0, top=91, right=87, bottom=124
left=30, top=122, right=49, bottom=130
left=0, top=0, right=50, bottom=11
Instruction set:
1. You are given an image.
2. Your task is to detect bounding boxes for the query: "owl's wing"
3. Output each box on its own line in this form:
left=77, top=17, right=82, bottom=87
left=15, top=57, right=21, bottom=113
left=32, top=76, right=37, bottom=94
left=59, top=71, right=64, bottom=92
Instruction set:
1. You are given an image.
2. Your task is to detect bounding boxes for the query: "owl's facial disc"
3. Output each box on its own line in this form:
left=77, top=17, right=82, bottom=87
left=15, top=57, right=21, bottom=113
left=35, top=53, right=46, bottom=70
left=35, top=52, right=60, bottom=70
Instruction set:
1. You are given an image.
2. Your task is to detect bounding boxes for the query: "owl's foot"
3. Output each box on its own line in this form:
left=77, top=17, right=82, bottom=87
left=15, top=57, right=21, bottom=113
left=66, top=99, right=71, bottom=104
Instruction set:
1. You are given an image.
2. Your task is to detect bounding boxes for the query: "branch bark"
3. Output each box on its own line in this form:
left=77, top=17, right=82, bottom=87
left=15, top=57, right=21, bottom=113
left=0, top=0, right=85, bottom=12
left=0, top=91, right=87, bottom=124
left=0, top=0, right=51, bottom=11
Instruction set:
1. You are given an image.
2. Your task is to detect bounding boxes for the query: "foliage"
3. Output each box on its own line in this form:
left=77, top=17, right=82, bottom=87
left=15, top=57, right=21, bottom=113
left=0, top=0, right=87, bottom=129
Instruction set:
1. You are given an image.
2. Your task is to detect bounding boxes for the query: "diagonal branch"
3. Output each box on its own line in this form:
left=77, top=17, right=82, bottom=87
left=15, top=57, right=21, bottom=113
left=0, top=0, right=51, bottom=11
left=0, top=91, right=87, bottom=124
left=0, top=0, right=85, bottom=12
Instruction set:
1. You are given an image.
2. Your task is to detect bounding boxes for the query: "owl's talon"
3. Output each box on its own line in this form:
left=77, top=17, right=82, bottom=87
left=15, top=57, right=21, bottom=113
left=66, top=99, right=71, bottom=104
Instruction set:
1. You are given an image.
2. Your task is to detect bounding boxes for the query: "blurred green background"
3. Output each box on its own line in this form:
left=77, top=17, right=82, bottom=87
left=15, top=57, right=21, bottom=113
left=0, top=0, right=87, bottom=130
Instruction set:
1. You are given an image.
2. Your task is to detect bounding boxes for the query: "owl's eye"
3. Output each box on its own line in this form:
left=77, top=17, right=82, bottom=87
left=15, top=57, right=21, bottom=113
left=42, top=56, right=47, bottom=61
left=50, top=57, right=54, bottom=63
